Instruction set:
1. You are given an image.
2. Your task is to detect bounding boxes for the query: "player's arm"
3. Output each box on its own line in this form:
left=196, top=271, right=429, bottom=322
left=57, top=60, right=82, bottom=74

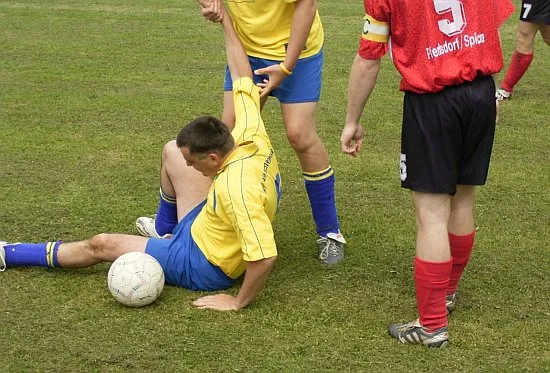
left=220, top=6, right=252, bottom=82
left=197, top=0, right=253, bottom=82
left=340, top=55, right=381, bottom=157
left=254, top=0, right=317, bottom=97
left=283, top=0, right=317, bottom=73
left=346, top=55, right=380, bottom=126
left=193, top=184, right=277, bottom=311
left=341, top=5, right=388, bottom=157
left=197, top=0, right=223, bottom=22
left=192, top=257, right=276, bottom=311
left=193, top=255, right=277, bottom=312
left=235, top=256, right=276, bottom=309
left=217, top=3, right=266, bottom=141
left=231, top=201, right=278, bottom=310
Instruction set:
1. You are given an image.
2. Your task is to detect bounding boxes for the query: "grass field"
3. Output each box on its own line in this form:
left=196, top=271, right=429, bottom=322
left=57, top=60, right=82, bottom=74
left=1, top=0, right=549, bottom=371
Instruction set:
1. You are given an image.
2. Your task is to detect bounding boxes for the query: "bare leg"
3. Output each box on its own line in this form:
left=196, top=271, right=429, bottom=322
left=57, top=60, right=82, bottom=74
left=516, top=21, right=540, bottom=54
left=280, top=102, right=343, bottom=243
left=539, top=24, right=550, bottom=46
left=56, top=234, right=149, bottom=268
left=58, top=141, right=215, bottom=269
left=280, top=102, right=329, bottom=172
left=160, top=140, right=212, bottom=220
left=499, top=21, right=540, bottom=94
left=226, top=88, right=328, bottom=173
left=412, top=191, right=451, bottom=262
left=448, top=185, right=475, bottom=235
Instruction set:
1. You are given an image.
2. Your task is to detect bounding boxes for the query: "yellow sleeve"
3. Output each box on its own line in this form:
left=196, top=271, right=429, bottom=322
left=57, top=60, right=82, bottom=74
left=231, top=77, right=268, bottom=144
left=220, top=163, right=277, bottom=262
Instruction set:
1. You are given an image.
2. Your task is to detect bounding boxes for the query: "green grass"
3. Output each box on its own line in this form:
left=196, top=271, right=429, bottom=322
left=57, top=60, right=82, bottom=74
left=1, top=0, right=549, bottom=371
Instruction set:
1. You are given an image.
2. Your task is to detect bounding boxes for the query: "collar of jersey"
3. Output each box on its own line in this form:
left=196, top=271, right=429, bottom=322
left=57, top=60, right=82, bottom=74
left=216, top=141, right=258, bottom=175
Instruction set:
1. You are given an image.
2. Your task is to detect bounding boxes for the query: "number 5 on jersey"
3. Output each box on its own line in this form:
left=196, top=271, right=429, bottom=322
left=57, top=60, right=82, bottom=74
left=434, top=0, right=467, bottom=36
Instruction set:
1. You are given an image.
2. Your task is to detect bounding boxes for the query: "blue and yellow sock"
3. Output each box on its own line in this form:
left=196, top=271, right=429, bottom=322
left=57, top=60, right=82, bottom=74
left=4, top=241, right=61, bottom=268
left=303, top=166, right=340, bottom=237
left=154, top=189, right=178, bottom=236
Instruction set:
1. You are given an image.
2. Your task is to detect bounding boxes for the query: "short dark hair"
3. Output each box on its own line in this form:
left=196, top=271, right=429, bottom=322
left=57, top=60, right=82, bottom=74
left=176, top=116, right=234, bottom=156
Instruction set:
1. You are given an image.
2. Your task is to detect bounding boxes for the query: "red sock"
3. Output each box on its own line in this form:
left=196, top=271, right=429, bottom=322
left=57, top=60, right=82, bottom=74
left=502, top=51, right=534, bottom=92
left=414, top=257, right=452, bottom=332
left=447, top=231, right=475, bottom=295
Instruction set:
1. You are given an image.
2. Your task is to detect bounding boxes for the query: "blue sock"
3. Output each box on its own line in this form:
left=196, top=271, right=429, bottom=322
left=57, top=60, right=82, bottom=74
left=154, top=189, right=178, bottom=236
left=303, top=167, right=340, bottom=237
left=4, top=241, right=61, bottom=268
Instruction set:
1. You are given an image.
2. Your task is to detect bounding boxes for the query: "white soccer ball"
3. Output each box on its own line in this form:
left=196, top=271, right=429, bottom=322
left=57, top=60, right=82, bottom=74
left=107, top=252, right=165, bottom=307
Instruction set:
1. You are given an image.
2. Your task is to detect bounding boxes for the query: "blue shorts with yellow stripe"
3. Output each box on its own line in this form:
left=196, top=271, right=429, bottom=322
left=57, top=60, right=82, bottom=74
left=145, top=201, right=235, bottom=291
left=224, top=50, right=324, bottom=103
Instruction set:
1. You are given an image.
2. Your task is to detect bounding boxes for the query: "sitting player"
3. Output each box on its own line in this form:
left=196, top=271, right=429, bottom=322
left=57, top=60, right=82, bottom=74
left=0, top=4, right=281, bottom=311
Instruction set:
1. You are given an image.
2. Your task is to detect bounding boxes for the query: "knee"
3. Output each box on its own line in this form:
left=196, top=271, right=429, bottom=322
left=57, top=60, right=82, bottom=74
left=88, top=233, right=110, bottom=258
left=449, top=201, right=474, bottom=217
left=162, top=140, right=180, bottom=163
left=413, top=194, right=451, bottom=228
left=285, top=127, right=320, bottom=153
left=516, top=30, right=535, bottom=53
left=415, top=212, right=449, bottom=231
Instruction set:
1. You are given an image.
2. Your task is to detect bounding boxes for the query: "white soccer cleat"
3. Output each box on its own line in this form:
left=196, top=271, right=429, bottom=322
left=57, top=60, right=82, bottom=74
left=135, top=216, right=161, bottom=239
left=0, top=241, right=7, bottom=272
left=317, top=232, right=346, bottom=265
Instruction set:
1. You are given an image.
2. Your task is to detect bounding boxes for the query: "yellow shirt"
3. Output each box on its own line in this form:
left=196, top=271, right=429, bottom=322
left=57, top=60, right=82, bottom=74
left=191, top=77, right=281, bottom=279
left=227, top=0, right=324, bottom=60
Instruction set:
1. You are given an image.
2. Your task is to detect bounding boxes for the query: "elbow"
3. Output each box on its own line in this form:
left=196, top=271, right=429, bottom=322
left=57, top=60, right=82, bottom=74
left=255, top=256, right=277, bottom=272
left=353, top=55, right=381, bottom=76
left=296, top=0, right=317, bottom=16
left=264, top=256, right=277, bottom=267
left=355, top=54, right=380, bottom=68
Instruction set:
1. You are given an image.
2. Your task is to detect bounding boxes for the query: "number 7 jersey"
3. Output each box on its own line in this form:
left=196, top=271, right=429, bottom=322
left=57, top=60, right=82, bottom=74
left=358, top=0, right=515, bottom=93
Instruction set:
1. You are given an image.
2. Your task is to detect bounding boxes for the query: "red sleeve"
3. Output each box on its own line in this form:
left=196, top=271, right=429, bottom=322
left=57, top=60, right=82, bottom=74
left=358, top=38, right=388, bottom=61
left=357, top=0, right=390, bottom=60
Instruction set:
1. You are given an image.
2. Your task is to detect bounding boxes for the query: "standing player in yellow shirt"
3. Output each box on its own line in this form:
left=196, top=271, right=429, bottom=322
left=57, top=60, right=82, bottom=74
left=188, top=0, right=346, bottom=265
left=1, top=6, right=280, bottom=311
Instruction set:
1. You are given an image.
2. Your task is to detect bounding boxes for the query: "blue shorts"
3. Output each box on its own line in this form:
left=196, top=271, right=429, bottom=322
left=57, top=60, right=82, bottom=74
left=145, top=201, right=235, bottom=291
left=223, top=50, right=324, bottom=103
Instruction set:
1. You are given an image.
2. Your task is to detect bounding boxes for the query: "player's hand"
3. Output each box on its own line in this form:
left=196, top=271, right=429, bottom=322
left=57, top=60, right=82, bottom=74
left=340, top=123, right=364, bottom=157
left=192, top=294, right=240, bottom=311
left=254, top=64, right=288, bottom=98
left=197, top=0, right=223, bottom=22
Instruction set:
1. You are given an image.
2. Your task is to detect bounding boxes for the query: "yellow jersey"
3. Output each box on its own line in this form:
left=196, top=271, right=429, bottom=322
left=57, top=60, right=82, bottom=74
left=226, top=0, right=324, bottom=60
left=191, top=77, right=281, bottom=279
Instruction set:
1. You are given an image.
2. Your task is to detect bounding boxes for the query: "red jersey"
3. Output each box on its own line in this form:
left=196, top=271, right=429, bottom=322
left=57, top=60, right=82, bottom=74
left=358, top=0, right=515, bottom=93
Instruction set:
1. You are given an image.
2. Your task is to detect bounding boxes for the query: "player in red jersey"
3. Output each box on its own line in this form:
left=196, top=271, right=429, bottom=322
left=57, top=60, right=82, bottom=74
left=496, top=0, right=550, bottom=101
left=341, top=0, right=514, bottom=347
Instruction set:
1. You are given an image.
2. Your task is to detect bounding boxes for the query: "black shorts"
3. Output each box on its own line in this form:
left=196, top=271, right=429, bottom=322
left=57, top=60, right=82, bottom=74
left=520, top=0, right=550, bottom=24
left=400, top=75, right=496, bottom=194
